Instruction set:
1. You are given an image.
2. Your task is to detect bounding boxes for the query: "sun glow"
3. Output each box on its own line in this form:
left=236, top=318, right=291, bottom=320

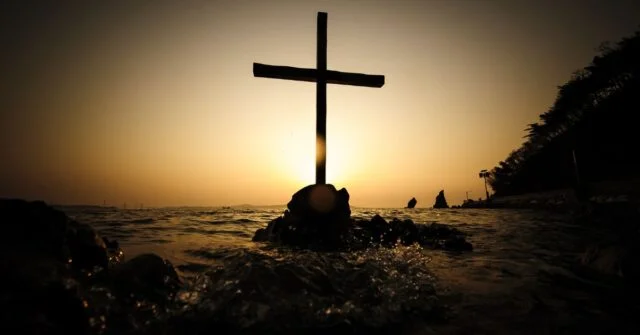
left=6, top=1, right=634, bottom=207
left=271, top=132, right=353, bottom=188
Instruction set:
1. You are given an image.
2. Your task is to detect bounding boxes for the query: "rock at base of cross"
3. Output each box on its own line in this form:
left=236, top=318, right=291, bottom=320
left=253, top=184, right=351, bottom=249
left=433, top=190, right=449, bottom=209
left=406, top=197, right=417, bottom=208
left=252, top=185, right=472, bottom=251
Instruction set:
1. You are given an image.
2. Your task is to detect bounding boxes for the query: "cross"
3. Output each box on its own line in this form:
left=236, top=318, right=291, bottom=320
left=253, top=12, right=385, bottom=185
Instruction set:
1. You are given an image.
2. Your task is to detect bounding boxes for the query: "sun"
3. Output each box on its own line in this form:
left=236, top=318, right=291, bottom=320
left=273, top=135, right=352, bottom=188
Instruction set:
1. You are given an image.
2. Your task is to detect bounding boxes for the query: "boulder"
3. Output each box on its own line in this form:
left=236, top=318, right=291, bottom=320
left=253, top=184, right=351, bottom=249
left=433, top=190, right=449, bottom=209
left=353, top=217, right=471, bottom=251
left=111, top=253, right=182, bottom=304
left=580, top=230, right=640, bottom=281
left=356, top=214, right=390, bottom=245
left=0, top=199, right=120, bottom=334
left=0, top=199, right=185, bottom=334
left=287, top=184, right=351, bottom=219
left=0, top=279, right=90, bottom=335
left=406, top=197, right=417, bottom=208
left=0, top=198, right=108, bottom=270
left=254, top=195, right=473, bottom=252
left=416, top=223, right=472, bottom=251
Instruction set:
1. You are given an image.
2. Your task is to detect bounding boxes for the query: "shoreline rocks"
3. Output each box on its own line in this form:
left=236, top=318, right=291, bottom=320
left=253, top=184, right=352, bottom=249
left=253, top=185, right=472, bottom=252
left=0, top=198, right=109, bottom=271
left=0, top=198, right=181, bottom=334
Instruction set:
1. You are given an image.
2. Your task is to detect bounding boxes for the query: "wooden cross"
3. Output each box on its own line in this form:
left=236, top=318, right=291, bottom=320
left=253, top=12, right=385, bottom=185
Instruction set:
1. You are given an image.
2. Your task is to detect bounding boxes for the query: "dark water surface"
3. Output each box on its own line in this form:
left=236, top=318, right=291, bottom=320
left=62, top=206, right=640, bottom=334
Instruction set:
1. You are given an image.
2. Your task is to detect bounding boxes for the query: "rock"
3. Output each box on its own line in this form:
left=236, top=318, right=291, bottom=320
left=443, top=236, right=474, bottom=251
left=417, top=223, right=472, bottom=251
left=67, top=222, right=108, bottom=270
left=252, top=215, right=289, bottom=243
left=0, top=199, right=115, bottom=334
left=252, top=228, right=269, bottom=242
left=581, top=243, right=625, bottom=277
left=0, top=199, right=188, bottom=333
left=406, top=197, right=417, bottom=208
left=103, top=237, right=119, bottom=250
left=433, top=190, right=449, bottom=209
left=111, top=253, right=182, bottom=304
left=0, top=198, right=108, bottom=270
left=287, top=184, right=351, bottom=219
left=581, top=236, right=640, bottom=281
left=353, top=218, right=470, bottom=251
left=355, top=214, right=388, bottom=245
left=0, top=280, right=89, bottom=335
left=1, top=199, right=69, bottom=261
left=251, top=186, right=472, bottom=252
left=389, top=218, right=419, bottom=245
left=254, top=184, right=352, bottom=249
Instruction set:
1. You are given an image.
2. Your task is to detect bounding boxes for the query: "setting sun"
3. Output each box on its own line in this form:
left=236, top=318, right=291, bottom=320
left=2, top=1, right=639, bottom=207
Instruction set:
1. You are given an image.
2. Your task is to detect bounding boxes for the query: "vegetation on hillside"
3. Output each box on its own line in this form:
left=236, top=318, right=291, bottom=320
left=488, top=29, right=640, bottom=197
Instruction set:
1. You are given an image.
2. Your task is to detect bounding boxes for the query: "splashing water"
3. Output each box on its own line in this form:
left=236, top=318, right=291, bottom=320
left=60, top=206, right=640, bottom=334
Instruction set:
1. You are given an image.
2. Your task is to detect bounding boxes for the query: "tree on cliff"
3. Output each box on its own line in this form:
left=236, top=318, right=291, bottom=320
left=479, top=169, right=490, bottom=200
left=488, top=28, right=640, bottom=196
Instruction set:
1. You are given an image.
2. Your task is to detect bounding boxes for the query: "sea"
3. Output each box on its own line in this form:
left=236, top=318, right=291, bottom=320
left=59, top=206, right=640, bottom=334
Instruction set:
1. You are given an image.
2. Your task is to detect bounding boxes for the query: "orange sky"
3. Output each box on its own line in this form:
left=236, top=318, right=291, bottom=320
left=1, top=1, right=639, bottom=207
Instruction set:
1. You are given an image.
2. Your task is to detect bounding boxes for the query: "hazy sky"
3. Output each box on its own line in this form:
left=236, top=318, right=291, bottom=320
left=1, top=0, right=639, bottom=207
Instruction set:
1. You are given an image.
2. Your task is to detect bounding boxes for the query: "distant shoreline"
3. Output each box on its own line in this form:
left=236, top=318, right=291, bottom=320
left=458, top=179, right=640, bottom=210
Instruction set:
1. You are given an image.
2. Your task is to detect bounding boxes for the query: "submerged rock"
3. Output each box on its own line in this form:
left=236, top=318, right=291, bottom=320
left=111, top=253, right=182, bottom=304
left=0, top=279, right=90, bottom=335
left=433, top=190, right=449, bottom=209
left=352, top=216, right=472, bottom=251
left=580, top=231, right=640, bottom=281
left=253, top=185, right=472, bottom=252
left=406, top=197, right=417, bottom=208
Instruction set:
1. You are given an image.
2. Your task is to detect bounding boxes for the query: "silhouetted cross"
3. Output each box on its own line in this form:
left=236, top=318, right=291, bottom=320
left=253, top=12, right=385, bottom=185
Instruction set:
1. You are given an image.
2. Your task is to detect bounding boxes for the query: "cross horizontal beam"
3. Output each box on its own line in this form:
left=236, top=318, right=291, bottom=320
left=253, top=63, right=385, bottom=88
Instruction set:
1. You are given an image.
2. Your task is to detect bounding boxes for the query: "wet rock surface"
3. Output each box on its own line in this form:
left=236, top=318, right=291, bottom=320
left=8, top=197, right=640, bottom=334
left=253, top=185, right=472, bottom=252
left=0, top=196, right=469, bottom=334
left=577, top=201, right=640, bottom=281
left=142, top=246, right=447, bottom=335
left=0, top=199, right=181, bottom=334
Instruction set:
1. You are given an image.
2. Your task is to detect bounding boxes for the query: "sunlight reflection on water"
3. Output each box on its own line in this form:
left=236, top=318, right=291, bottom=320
left=62, top=206, right=637, bottom=334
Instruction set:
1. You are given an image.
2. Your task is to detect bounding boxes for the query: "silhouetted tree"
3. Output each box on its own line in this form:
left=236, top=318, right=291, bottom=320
left=479, top=170, right=490, bottom=200
left=488, top=28, right=640, bottom=196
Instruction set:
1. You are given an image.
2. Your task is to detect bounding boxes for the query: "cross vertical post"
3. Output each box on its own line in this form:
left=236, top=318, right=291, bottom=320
left=253, top=12, right=385, bottom=186
left=316, top=12, right=328, bottom=185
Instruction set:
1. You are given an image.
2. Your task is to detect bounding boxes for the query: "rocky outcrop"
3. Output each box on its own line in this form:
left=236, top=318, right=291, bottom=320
left=350, top=215, right=472, bottom=251
left=580, top=237, right=640, bottom=281
left=406, top=197, right=417, bottom=208
left=111, top=253, right=182, bottom=305
left=0, top=199, right=181, bottom=334
left=253, top=185, right=472, bottom=251
left=0, top=198, right=109, bottom=270
left=433, top=190, right=449, bottom=209
left=253, top=184, right=351, bottom=249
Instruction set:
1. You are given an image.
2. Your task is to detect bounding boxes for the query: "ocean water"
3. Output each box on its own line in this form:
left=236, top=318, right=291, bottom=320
left=61, top=206, right=640, bottom=334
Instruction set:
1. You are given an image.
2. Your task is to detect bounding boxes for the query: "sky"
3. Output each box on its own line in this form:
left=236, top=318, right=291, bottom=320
left=1, top=0, right=639, bottom=208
